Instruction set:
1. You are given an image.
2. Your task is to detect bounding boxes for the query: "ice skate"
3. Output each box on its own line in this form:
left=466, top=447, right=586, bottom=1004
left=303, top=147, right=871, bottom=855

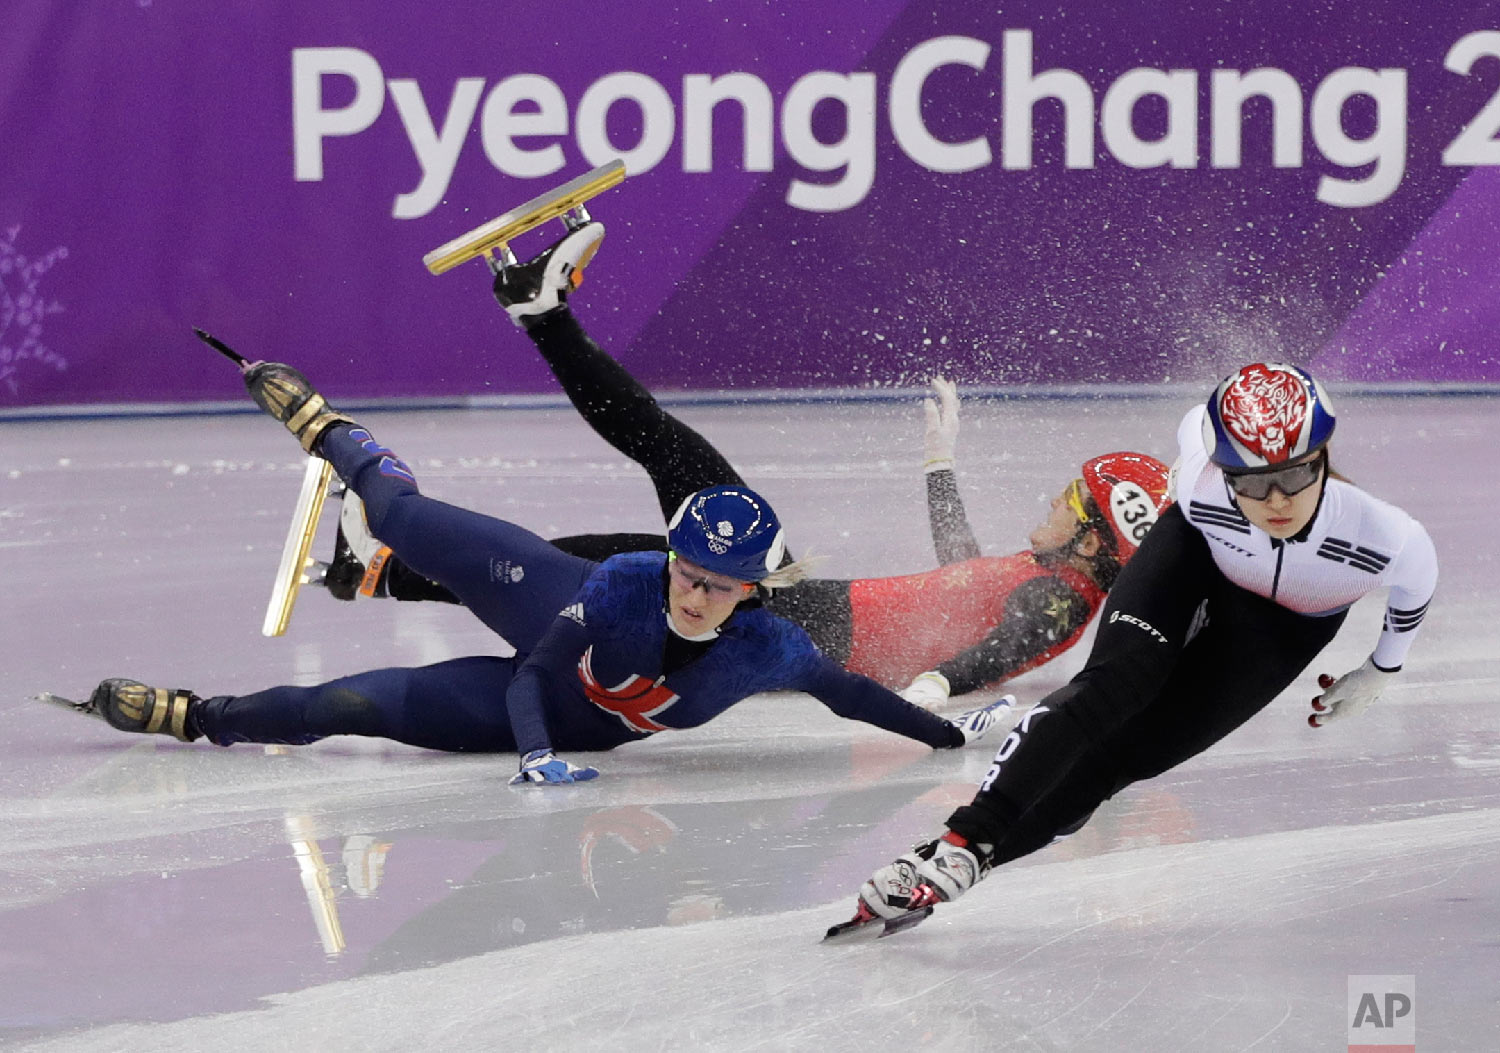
left=824, top=832, right=990, bottom=941
left=422, top=159, right=624, bottom=275
left=242, top=360, right=355, bottom=454
left=192, top=330, right=353, bottom=455
left=260, top=455, right=336, bottom=637
left=37, top=679, right=203, bottom=742
left=316, top=486, right=393, bottom=601
left=491, top=221, right=606, bottom=327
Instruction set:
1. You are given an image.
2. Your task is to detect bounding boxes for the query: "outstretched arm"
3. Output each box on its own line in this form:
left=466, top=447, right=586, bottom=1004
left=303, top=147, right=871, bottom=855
left=922, top=377, right=981, bottom=565
left=799, top=659, right=1008, bottom=749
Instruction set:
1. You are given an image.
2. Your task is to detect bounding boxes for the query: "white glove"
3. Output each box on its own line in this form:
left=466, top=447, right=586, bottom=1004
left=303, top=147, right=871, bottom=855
left=899, top=670, right=951, bottom=710
left=1308, top=657, right=1394, bottom=727
left=950, top=694, right=1016, bottom=746
left=923, top=376, right=960, bottom=472
left=510, top=748, right=601, bottom=785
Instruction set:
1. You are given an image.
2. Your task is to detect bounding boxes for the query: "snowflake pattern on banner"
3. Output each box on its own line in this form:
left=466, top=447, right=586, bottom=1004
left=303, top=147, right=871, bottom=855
left=0, top=227, right=69, bottom=397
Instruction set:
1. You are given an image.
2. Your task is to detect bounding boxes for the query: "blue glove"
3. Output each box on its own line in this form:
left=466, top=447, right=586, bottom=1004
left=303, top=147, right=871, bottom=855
left=509, top=749, right=601, bottom=785
left=950, top=694, right=1016, bottom=746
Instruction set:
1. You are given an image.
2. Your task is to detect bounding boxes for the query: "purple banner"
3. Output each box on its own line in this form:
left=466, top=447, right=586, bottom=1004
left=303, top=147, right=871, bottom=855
left=4, top=1, right=1500, bottom=407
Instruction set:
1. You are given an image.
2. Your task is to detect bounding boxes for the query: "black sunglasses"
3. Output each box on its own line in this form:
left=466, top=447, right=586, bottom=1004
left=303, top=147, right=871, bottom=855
left=1224, top=452, right=1325, bottom=501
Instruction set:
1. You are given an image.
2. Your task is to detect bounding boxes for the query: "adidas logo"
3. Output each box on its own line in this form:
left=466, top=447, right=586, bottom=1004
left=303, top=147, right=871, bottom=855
left=560, top=602, right=585, bottom=626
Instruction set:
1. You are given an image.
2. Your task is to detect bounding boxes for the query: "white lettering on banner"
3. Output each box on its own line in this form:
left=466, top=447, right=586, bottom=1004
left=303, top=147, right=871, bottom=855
left=1444, top=31, right=1500, bottom=164
left=288, top=30, right=1500, bottom=219
left=1101, top=68, right=1198, bottom=170
left=480, top=75, right=569, bottom=179
left=1210, top=68, right=1304, bottom=169
left=291, top=48, right=384, bottom=181
left=389, top=78, right=485, bottom=219
left=1001, top=29, right=1094, bottom=170
left=781, top=71, right=877, bottom=212
left=1310, top=68, right=1407, bottom=208
left=576, top=72, right=676, bottom=174
left=890, top=36, right=992, bottom=173
left=683, top=73, right=776, bottom=173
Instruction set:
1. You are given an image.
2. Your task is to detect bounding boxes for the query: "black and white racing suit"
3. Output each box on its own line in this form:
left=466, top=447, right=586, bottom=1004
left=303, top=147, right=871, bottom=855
left=945, top=404, right=1439, bottom=865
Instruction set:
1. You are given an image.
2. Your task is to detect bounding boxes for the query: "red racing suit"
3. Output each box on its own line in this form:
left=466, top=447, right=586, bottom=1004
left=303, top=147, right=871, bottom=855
left=846, top=553, right=1105, bottom=692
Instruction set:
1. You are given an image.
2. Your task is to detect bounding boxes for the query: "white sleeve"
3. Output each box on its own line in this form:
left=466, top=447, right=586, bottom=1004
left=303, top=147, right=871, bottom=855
left=1370, top=518, right=1438, bottom=671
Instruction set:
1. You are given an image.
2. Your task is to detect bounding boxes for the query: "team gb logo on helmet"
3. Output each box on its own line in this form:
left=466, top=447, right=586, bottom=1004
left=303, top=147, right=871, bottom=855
left=1218, top=363, right=1308, bottom=464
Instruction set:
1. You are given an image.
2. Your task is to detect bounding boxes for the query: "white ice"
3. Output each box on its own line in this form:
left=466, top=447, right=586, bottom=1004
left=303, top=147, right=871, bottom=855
left=2, top=395, right=1496, bottom=1051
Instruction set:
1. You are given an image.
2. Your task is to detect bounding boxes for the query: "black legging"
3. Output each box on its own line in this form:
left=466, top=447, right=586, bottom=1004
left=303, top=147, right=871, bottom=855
left=528, top=311, right=744, bottom=519
left=384, top=310, right=728, bottom=594
left=945, top=504, right=1345, bottom=865
left=383, top=310, right=857, bottom=658
left=530, top=313, right=869, bottom=654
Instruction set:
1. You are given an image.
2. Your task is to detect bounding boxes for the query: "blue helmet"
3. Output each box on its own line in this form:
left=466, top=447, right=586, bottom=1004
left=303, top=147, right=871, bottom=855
left=1202, top=362, right=1336, bottom=471
left=666, top=485, right=786, bottom=582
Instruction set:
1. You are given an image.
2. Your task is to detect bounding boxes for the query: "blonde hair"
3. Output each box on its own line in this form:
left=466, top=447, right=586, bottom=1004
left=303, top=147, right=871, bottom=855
left=758, top=553, right=824, bottom=591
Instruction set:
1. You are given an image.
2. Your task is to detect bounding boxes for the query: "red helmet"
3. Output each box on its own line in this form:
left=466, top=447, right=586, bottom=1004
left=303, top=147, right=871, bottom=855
left=1079, top=452, right=1172, bottom=560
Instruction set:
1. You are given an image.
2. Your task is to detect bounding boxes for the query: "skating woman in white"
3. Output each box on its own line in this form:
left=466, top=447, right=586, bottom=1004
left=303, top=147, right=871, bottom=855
left=846, top=361, right=1439, bottom=932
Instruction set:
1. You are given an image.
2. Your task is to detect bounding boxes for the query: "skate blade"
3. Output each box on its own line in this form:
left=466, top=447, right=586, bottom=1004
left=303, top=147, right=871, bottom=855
left=822, top=905, right=933, bottom=943
left=263, top=456, right=336, bottom=637
left=422, top=160, right=625, bottom=275
left=34, top=692, right=90, bottom=715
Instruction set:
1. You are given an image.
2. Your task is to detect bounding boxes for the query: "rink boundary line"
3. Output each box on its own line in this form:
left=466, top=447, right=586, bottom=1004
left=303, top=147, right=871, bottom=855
left=4, top=381, right=1499, bottom=422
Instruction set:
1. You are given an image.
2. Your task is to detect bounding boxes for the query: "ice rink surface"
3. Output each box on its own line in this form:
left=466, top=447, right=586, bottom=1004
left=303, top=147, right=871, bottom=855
left=3, top=392, right=1497, bottom=1051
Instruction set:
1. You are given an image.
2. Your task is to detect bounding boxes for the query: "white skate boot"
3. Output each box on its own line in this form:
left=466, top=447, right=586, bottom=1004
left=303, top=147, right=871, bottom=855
left=491, top=221, right=606, bottom=327
left=319, top=487, right=393, bottom=601
left=825, top=832, right=991, bottom=940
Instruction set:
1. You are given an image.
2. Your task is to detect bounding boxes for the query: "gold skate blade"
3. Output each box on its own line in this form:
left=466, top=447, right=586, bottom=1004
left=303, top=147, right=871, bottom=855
left=422, top=159, right=626, bottom=275
left=262, top=456, right=336, bottom=637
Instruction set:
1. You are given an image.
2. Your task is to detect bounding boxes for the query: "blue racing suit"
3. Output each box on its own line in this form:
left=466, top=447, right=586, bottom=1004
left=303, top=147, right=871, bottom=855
left=197, top=425, right=962, bottom=756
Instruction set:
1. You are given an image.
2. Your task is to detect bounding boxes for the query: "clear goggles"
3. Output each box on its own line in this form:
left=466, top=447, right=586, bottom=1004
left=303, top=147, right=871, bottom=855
left=667, top=552, right=754, bottom=596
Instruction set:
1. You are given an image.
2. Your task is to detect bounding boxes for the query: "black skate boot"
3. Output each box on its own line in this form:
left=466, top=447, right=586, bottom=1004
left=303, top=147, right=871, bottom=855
left=243, top=361, right=355, bottom=454
left=319, top=487, right=392, bottom=601
left=492, top=221, right=605, bottom=328
left=72, top=679, right=204, bottom=742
